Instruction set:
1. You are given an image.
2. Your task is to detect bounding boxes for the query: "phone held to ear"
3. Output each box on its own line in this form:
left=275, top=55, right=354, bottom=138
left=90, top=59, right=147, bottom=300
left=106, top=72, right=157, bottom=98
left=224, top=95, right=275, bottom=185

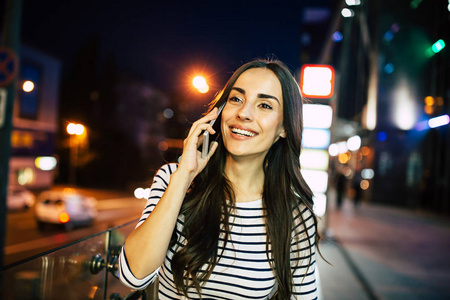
left=202, top=103, right=225, bottom=159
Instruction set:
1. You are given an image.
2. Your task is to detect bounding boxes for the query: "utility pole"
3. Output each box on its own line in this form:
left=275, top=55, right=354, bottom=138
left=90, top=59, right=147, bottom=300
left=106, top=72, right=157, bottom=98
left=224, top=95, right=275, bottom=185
left=0, top=0, right=23, bottom=270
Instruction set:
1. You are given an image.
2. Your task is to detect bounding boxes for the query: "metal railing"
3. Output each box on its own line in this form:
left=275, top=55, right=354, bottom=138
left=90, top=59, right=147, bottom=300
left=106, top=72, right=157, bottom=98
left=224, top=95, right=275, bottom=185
left=1, top=220, right=157, bottom=300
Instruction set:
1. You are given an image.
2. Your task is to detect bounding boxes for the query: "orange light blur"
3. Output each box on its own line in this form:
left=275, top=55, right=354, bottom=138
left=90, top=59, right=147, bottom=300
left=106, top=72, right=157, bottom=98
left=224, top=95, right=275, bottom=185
left=89, top=286, right=99, bottom=299
left=436, top=97, right=444, bottom=106
left=424, top=96, right=434, bottom=106
left=197, top=85, right=209, bottom=93
left=58, top=212, right=70, bottom=223
left=338, top=153, right=350, bottom=164
left=361, top=146, right=370, bottom=156
left=158, top=141, right=169, bottom=151
left=360, top=180, right=370, bottom=190
left=63, top=188, right=76, bottom=194
left=424, top=105, right=434, bottom=115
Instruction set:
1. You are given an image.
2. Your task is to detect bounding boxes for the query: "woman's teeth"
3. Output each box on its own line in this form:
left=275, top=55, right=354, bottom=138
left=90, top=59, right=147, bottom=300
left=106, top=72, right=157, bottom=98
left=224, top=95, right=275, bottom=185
left=231, top=128, right=255, bottom=137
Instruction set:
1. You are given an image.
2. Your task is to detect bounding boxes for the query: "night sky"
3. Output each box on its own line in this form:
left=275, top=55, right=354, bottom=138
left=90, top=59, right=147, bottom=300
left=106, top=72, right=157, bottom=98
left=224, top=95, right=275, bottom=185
left=14, top=0, right=330, bottom=93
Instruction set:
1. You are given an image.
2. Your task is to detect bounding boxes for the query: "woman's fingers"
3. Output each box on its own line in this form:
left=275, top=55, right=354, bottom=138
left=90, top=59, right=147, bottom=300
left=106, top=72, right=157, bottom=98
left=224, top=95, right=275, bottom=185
left=187, top=107, right=219, bottom=137
left=184, top=123, right=215, bottom=151
left=206, top=141, right=219, bottom=159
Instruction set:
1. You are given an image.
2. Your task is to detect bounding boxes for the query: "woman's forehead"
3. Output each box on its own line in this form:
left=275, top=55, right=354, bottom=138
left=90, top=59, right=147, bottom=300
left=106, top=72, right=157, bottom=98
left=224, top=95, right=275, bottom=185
left=233, top=68, right=282, bottom=97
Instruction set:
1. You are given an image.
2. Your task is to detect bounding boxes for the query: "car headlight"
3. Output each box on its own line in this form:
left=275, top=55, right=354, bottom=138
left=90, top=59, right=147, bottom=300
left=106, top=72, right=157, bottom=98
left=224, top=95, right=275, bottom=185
left=58, top=212, right=70, bottom=224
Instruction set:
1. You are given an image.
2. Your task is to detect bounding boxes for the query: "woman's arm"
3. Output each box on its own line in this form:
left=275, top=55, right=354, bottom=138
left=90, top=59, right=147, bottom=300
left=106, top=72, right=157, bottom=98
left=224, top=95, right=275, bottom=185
left=121, top=107, right=220, bottom=280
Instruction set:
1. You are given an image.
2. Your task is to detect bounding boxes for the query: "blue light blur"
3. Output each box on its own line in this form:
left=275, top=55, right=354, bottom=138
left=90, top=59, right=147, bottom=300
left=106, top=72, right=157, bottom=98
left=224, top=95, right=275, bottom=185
left=377, top=131, right=387, bottom=141
left=332, top=31, right=343, bottom=42
left=415, top=120, right=429, bottom=131
left=383, top=63, right=394, bottom=74
left=383, top=30, right=394, bottom=42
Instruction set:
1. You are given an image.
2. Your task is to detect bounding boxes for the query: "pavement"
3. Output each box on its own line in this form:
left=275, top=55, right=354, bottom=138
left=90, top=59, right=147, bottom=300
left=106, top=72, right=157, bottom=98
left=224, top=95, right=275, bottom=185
left=316, top=190, right=450, bottom=300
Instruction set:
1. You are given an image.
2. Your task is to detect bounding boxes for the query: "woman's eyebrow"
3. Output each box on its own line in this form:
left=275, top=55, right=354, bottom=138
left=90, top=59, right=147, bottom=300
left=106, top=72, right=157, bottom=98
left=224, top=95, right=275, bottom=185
left=258, top=93, right=280, bottom=104
left=231, top=87, right=245, bottom=94
left=231, top=87, right=280, bottom=104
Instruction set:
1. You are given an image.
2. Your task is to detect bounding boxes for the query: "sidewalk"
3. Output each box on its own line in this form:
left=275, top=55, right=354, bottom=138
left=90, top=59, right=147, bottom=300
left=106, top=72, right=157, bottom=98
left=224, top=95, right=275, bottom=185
left=316, top=192, right=450, bottom=300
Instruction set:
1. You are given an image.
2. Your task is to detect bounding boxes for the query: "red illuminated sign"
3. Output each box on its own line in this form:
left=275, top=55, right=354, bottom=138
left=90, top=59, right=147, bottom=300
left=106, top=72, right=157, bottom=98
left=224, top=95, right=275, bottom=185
left=300, top=64, right=335, bottom=99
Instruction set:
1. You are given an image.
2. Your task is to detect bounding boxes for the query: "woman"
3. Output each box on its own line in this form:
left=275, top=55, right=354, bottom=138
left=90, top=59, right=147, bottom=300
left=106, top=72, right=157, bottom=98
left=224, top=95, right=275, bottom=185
left=119, top=60, right=320, bottom=299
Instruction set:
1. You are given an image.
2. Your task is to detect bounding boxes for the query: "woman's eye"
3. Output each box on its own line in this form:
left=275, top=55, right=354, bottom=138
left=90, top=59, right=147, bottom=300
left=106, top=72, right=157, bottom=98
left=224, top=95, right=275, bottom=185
left=228, top=96, right=242, bottom=103
left=259, top=103, right=273, bottom=110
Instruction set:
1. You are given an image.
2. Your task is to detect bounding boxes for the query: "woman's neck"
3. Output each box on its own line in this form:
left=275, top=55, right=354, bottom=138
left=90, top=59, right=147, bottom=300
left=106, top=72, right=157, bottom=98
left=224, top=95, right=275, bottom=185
left=224, top=155, right=265, bottom=203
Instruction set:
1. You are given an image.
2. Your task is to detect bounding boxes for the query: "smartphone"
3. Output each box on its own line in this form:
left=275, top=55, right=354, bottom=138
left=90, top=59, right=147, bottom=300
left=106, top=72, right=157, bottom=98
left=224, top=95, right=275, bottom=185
left=202, top=102, right=226, bottom=159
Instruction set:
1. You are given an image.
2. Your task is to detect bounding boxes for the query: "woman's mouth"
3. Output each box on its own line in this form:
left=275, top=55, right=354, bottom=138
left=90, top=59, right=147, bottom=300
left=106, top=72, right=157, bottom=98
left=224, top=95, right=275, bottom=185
left=230, top=127, right=257, bottom=137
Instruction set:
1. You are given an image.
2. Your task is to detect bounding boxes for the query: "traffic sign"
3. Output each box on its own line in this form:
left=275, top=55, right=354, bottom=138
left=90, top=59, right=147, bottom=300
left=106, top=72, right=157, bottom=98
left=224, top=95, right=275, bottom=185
left=0, top=47, right=19, bottom=87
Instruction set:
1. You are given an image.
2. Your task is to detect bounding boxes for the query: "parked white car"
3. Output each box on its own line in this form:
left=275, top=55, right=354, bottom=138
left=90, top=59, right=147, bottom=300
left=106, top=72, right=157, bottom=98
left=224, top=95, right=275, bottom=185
left=7, top=186, right=36, bottom=211
left=35, top=188, right=98, bottom=230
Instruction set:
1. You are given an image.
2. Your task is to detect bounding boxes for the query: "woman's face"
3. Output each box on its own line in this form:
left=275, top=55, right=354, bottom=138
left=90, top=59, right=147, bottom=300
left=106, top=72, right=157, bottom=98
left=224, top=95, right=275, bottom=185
left=221, top=68, right=286, bottom=160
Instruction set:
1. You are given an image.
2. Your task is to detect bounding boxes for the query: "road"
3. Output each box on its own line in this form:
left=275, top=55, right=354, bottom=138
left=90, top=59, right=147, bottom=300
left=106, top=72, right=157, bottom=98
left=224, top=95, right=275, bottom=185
left=4, top=187, right=146, bottom=267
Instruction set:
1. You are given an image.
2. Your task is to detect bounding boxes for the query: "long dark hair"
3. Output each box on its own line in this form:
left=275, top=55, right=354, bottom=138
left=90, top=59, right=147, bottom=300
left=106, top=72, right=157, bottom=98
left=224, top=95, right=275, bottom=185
left=170, top=60, right=319, bottom=299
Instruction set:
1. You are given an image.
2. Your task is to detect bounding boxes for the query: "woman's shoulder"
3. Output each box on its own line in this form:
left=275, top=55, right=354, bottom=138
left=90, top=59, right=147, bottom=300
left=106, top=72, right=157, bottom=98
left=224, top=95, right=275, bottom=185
left=156, top=163, right=179, bottom=176
left=152, top=163, right=179, bottom=187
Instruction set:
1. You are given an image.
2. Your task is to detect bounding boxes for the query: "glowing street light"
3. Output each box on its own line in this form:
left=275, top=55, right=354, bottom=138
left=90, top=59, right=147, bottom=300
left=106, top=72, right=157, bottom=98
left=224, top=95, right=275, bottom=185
left=22, top=80, right=35, bottom=92
left=67, top=123, right=86, bottom=186
left=192, top=75, right=209, bottom=93
left=192, top=76, right=206, bottom=89
left=67, top=123, right=85, bottom=135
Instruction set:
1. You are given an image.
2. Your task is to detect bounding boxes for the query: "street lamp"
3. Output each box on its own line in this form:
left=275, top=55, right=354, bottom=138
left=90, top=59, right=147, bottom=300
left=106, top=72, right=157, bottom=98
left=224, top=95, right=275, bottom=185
left=66, top=123, right=85, bottom=186
left=192, top=75, right=209, bottom=93
left=22, top=80, right=35, bottom=92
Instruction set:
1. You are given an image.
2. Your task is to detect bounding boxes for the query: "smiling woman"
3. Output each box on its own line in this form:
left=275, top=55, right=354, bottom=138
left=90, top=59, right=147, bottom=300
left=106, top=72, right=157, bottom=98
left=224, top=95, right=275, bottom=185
left=119, top=59, right=321, bottom=299
left=221, top=68, right=286, bottom=161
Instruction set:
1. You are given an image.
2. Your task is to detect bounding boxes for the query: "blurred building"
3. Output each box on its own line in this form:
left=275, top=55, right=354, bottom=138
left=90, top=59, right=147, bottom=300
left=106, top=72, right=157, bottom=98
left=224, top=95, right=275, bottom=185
left=9, top=45, right=61, bottom=189
left=54, top=38, right=173, bottom=188
left=115, top=73, right=170, bottom=168
left=300, top=0, right=450, bottom=213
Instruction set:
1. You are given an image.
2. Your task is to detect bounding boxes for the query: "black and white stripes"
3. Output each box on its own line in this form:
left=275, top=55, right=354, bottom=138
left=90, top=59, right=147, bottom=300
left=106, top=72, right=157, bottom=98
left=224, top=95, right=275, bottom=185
left=119, top=163, right=318, bottom=299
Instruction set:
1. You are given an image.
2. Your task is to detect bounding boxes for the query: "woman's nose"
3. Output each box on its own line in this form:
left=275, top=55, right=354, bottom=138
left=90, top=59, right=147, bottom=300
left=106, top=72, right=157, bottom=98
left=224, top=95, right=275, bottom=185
left=237, top=103, right=253, bottom=121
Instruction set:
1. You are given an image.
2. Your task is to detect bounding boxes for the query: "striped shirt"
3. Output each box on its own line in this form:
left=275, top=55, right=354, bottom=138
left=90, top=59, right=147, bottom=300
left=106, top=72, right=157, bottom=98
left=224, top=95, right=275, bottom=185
left=119, top=163, right=318, bottom=299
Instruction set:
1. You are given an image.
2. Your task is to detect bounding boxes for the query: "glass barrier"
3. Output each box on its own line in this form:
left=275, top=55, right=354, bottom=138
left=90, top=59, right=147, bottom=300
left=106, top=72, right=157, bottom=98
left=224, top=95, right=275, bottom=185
left=1, top=219, right=157, bottom=300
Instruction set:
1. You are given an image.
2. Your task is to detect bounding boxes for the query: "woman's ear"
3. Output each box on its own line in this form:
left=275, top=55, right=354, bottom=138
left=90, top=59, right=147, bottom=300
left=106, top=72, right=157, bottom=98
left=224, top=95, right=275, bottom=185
left=280, top=128, right=287, bottom=138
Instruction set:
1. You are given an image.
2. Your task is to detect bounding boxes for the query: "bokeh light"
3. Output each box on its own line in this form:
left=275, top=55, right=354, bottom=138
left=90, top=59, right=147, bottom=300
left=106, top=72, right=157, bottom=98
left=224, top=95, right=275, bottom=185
left=360, top=180, right=370, bottom=190
left=67, top=123, right=85, bottom=135
left=22, top=80, right=35, bottom=92
left=35, top=156, right=57, bottom=171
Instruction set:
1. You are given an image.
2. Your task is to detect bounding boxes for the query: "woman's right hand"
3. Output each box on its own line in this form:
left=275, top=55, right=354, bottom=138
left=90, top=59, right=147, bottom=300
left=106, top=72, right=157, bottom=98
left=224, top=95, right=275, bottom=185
left=177, top=107, right=220, bottom=182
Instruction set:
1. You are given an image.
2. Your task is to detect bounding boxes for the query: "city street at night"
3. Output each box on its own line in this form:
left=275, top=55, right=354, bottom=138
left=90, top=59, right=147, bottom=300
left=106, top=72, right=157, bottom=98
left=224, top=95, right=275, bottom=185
left=4, top=187, right=144, bottom=267
left=1, top=0, right=449, bottom=299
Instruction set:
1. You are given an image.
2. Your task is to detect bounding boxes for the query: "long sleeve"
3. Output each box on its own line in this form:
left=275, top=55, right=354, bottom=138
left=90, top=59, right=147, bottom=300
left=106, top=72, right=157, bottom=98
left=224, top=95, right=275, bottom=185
left=118, top=163, right=178, bottom=290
